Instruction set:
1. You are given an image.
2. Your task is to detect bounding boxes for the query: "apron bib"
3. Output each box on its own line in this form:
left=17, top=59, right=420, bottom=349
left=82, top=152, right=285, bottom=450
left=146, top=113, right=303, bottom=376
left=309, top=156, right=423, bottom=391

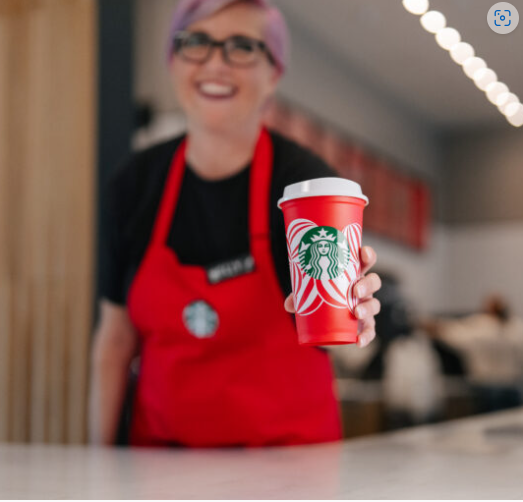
left=127, top=129, right=342, bottom=447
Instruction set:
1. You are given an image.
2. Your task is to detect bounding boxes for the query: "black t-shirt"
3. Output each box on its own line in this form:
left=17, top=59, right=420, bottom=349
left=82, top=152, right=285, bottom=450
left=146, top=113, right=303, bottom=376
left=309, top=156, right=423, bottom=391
left=100, top=130, right=337, bottom=305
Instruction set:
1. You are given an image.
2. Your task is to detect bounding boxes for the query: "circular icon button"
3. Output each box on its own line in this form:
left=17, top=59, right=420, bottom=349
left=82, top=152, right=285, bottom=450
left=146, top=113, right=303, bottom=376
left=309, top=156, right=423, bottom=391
left=488, top=2, right=519, bottom=34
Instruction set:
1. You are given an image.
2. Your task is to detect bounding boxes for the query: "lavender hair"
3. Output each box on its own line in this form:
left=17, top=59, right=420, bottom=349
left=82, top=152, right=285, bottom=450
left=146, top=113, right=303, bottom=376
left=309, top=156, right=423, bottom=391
left=167, top=0, right=290, bottom=73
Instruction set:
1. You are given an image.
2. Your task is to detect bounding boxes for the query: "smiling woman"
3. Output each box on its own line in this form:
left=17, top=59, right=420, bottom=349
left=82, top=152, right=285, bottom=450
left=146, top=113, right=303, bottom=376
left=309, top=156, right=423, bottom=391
left=168, top=0, right=283, bottom=162
left=90, top=0, right=381, bottom=448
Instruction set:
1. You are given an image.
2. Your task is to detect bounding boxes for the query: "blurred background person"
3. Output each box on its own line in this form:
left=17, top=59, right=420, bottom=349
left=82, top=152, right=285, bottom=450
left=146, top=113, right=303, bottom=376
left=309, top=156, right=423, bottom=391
left=427, top=295, right=523, bottom=414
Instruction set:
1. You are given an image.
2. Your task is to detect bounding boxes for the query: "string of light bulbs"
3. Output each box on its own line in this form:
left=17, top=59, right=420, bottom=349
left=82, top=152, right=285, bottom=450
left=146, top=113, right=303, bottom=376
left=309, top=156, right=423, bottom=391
left=402, top=0, right=523, bottom=127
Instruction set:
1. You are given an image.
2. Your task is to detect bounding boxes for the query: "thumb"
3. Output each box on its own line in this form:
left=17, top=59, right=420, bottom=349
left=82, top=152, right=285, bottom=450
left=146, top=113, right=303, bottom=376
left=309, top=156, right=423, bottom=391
left=284, top=294, right=295, bottom=313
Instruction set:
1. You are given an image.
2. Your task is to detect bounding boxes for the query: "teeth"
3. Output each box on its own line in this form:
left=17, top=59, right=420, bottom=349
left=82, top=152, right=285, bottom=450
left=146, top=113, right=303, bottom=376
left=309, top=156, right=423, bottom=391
left=199, top=82, right=235, bottom=97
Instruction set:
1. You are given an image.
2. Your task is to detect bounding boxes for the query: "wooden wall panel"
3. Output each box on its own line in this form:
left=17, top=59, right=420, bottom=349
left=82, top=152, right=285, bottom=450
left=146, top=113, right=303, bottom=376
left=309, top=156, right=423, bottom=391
left=0, top=0, right=96, bottom=444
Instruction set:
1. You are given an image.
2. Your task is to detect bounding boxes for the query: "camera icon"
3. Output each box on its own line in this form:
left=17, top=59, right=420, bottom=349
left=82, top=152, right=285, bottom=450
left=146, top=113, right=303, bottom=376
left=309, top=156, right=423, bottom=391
left=488, top=2, right=519, bottom=34
left=494, top=9, right=512, bottom=26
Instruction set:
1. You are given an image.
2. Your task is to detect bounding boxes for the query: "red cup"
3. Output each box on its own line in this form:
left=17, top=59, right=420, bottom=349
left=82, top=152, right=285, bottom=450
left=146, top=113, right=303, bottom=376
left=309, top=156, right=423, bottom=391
left=278, top=178, right=369, bottom=346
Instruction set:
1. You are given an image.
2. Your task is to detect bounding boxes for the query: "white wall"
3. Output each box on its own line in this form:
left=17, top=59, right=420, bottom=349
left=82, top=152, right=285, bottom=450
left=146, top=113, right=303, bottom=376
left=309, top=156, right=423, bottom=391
left=363, top=225, right=449, bottom=316
left=443, top=223, right=523, bottom=317
left=441, top=128, right=523, bottom=318
left=134, top=0, right=181, bottom=112
left=444, top=127, right=523, bottom=224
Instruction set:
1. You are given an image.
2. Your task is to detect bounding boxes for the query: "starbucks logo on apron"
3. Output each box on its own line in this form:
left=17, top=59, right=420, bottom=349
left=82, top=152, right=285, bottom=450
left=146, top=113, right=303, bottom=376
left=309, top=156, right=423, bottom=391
left=286, top=219, right=363, bottom=316
left=298, top=226, right=350, bottom=280
left=183, top=300, right=219, bottom=338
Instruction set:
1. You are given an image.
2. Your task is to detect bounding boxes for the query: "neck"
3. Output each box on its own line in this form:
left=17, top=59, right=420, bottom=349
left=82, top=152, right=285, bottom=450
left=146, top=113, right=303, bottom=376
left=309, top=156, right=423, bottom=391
left=186, top=122, right=262, bottom=180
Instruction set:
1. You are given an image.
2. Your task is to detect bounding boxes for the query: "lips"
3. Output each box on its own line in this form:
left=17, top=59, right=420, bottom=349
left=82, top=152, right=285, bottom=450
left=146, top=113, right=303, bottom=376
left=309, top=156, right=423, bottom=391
left=196, top=81, right=238, bottom=100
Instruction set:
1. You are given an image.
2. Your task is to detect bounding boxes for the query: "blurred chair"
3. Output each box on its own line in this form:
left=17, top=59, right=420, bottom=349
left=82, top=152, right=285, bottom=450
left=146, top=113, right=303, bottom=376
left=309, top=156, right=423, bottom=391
left=382, top=331, right=445, bottom=428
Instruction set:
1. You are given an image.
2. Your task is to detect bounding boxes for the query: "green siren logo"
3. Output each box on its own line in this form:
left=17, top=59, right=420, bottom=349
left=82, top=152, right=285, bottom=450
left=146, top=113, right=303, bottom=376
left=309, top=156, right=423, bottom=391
left=298, top=226, right=350, bottom=280
left=286, top=219, right=362, bottom=316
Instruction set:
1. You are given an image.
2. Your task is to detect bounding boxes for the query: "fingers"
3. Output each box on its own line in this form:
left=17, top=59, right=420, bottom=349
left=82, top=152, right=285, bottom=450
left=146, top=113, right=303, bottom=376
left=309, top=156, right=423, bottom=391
left=355, top=297, right=380, bottom=348
left=355, top=297, right=381, bottom=320
left=360, top=246, right=377, bottom=275
left=358, top=323, right=377, bottom=348
left=354, top=248, right=381, bottom=350
left=284, top=294, right=295, bottom=313
left=355, top=273, right=382, bottom=299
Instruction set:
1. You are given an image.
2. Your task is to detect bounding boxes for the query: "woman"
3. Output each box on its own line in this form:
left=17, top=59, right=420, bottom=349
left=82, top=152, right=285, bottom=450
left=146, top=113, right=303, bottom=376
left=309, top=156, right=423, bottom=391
left=90, top=0, right=382, bottom=448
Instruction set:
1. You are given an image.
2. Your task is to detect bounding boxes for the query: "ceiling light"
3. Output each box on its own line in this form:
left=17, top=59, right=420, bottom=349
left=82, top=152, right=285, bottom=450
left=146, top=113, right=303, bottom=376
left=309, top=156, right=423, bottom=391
left=404, top=4, right=521, bottom=125
left=485, top=82, right=508, bottom=104
left=435, top=28, right=461, bottom=50
left=496, top=91, right=516, bottom=107
left=420, top=11, right=446, bottom=33
left=473, top=68, right=497, bottom=90
left=498, top=93, right=519, bottom=114
left=506, top=104, right=523, bottom=127
left=505, top=102, right=521, bottom=118
left=402, top=0, right=430, bottom=15
left=450, top=42, right=474, bottom=64
left=463, top=57, right=486, bottom=78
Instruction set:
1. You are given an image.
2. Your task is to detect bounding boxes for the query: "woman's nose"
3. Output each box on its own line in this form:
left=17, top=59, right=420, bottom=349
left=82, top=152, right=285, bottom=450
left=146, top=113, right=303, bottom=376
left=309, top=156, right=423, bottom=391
left=203, top=46, right=230, bottom=71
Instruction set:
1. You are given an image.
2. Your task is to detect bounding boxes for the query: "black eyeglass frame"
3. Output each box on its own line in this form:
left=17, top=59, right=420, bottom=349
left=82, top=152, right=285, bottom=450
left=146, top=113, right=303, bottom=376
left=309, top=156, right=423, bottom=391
left=172, top=31, right=277, bottom=68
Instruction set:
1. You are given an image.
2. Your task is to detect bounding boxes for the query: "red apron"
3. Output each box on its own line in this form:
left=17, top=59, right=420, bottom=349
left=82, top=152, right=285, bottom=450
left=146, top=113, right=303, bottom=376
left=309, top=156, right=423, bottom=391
left=127, top=128, right=342, bottom=447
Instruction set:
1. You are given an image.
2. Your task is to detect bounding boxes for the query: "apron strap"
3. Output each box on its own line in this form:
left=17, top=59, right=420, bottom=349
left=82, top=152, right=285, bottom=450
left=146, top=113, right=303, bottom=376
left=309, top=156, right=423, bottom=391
left=151, top=139, right=187, bottom=247
left=249, top=127, right=273, bottom=239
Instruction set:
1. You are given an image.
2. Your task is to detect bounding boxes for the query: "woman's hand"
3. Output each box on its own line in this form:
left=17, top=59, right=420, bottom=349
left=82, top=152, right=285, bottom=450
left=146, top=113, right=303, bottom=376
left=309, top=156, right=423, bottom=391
left=284, top=246, right=382, bottom=348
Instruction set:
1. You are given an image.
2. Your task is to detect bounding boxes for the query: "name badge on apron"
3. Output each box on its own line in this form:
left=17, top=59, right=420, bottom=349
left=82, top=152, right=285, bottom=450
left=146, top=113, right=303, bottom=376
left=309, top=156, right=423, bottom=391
left=206, top=254, right=256, bottom=285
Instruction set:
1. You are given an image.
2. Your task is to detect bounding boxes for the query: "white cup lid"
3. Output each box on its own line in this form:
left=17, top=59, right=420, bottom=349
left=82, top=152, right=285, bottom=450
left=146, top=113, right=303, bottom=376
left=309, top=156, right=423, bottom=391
left=277, top=177, right=369, bottom=208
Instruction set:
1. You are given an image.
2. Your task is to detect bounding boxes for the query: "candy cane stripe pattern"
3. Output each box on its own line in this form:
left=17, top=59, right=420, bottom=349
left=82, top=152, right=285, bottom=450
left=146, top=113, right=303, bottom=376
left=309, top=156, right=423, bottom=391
left=287, top=219, right=321, bottom=315
left=286, top=219, right=362, bottom=316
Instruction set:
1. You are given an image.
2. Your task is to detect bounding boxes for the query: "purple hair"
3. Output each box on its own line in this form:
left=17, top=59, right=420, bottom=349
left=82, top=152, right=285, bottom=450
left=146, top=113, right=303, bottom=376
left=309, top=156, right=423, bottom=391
left=167, top=0, right=290, bottom=73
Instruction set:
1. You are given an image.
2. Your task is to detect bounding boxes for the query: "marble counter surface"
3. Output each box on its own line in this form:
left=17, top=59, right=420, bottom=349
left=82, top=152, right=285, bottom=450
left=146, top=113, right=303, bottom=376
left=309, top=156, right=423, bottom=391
left=1, top=408, right=522, bottom=499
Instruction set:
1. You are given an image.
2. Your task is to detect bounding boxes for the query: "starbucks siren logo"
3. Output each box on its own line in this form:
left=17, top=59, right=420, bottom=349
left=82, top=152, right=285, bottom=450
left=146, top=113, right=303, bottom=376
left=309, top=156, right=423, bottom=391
left=298, top=226, right=350, bottom=280
left=286, top=219, right=362, bottom=316
left=183, top=300, right=219, bottom=338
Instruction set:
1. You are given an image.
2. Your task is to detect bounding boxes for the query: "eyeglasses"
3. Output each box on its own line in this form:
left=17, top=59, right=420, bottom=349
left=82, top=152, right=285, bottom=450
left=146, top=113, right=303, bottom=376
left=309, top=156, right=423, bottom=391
left=172, top=31, right=276, bottom=68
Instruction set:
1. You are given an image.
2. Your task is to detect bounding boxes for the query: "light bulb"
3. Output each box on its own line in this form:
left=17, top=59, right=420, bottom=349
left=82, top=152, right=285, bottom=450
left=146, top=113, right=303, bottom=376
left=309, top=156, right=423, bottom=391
left=463, top=57, right=486, bottom=78
left=420, top=11, right=446, bottom=33
left=507, top=104, right=523, bottom=127
left=505, top=102, right=521, bottom=118
left=496, top=91, right=515, bottom=107
left=402, top=0, right=430, bottom=15
left=435, top=27, right=461, bottom=50
left=473, top=68, right=497, bottom=90
left=450, top=42, right=474, bottom=64
left=498, top=93, right=519, bottom=114
left=486, top=82, right=508, bottom=104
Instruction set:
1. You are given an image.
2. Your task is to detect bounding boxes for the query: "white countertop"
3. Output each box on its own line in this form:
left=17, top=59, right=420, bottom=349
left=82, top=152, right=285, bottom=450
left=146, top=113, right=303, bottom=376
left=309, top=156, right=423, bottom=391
left=1, top=408, right=523, bottom=499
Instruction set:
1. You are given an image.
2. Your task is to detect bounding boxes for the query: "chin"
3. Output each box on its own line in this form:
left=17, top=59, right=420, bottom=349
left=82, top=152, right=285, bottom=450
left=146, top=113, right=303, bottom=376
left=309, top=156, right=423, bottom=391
left=196, top=112, right=248, bottom=133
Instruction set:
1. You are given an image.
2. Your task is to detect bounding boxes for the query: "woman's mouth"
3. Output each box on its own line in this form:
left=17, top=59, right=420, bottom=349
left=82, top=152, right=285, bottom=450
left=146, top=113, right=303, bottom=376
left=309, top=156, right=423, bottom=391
left=196, top=82, right=238, bottom=100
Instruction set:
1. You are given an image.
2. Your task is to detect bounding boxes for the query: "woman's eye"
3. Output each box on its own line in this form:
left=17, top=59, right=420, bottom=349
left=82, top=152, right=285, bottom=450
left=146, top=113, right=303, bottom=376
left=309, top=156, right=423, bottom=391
left=186, top=33, right=210, bottom=47
left=231, top=38, right=256, bottom=52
